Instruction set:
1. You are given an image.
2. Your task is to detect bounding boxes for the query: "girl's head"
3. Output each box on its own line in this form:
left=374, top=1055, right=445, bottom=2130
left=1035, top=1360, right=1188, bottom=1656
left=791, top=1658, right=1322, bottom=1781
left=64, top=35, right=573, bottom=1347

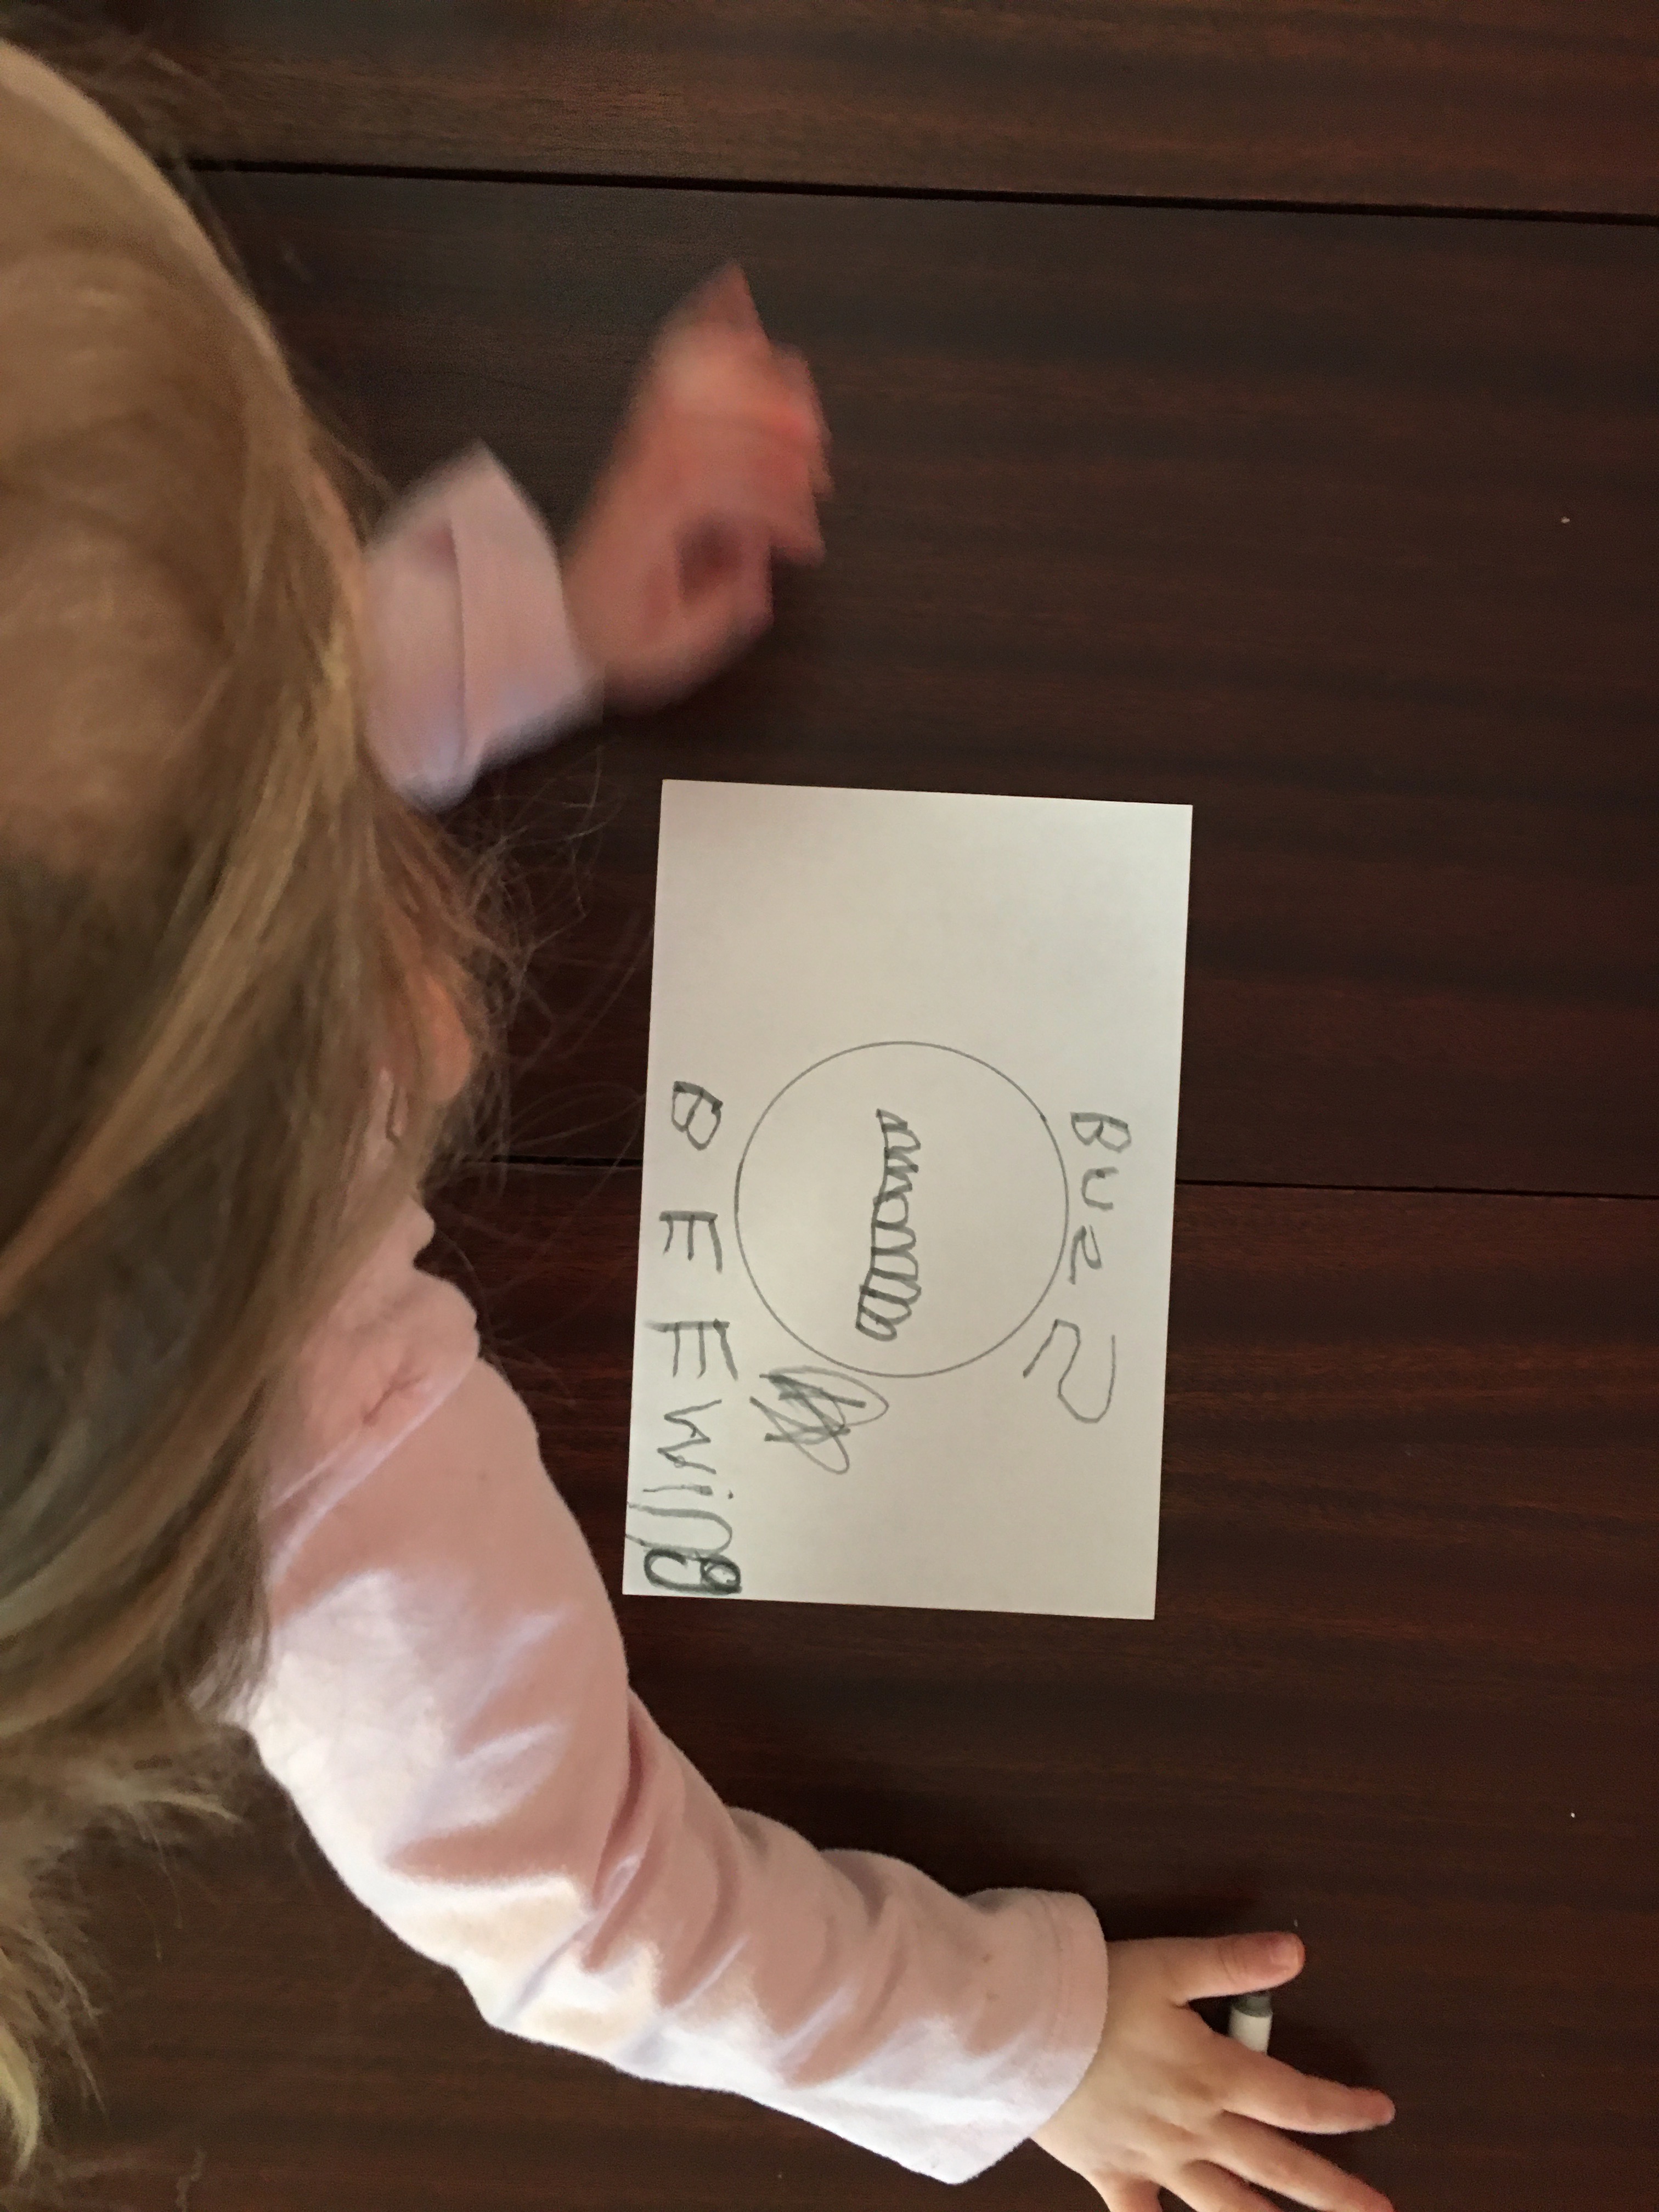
left=0, top=37, right=501, bottom=2175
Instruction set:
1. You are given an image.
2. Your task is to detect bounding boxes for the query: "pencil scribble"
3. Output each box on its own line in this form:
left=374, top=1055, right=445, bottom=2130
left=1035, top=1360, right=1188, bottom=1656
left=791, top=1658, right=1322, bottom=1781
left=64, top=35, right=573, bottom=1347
left=856, top=1109, right=922, bottom=1341
left=648, top=1318, right=738, bottom=1380
left=1021, top=1318, right=1117, bottom=1424
left=749, top=1367, right=891, bottom=1474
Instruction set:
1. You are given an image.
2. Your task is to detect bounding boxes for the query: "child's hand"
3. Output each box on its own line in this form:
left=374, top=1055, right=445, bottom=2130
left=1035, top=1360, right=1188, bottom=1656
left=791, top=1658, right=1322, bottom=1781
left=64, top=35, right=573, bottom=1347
left=1032, top=1933, right=1396, bottom=2212
left=561, top=264, right=830, bottom=712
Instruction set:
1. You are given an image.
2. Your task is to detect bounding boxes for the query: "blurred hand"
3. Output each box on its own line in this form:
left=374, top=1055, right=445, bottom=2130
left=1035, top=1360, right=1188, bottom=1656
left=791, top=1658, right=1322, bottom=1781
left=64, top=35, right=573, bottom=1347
left=1033, top=1933, right=1396, bottom=2212
left=561, top=264, right=830, bottom=711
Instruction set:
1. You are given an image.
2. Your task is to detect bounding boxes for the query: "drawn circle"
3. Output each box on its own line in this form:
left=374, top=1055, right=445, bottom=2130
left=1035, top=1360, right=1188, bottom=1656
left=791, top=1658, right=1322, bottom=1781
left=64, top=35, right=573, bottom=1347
left=733, top=1042, right=1069, bottom=1378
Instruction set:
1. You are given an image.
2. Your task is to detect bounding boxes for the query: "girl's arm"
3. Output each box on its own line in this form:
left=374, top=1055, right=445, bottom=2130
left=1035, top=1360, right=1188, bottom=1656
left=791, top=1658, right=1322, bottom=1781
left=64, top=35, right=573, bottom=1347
left=251, top=1339, right=1108, bottom=2185
left=255, top=1224, right=1391, bottom=2205
left=363, top=268, right=828, bottom=808
left=363, top=445, right=600, bottom=808
left=329, top=274, right=1389, bottom=2204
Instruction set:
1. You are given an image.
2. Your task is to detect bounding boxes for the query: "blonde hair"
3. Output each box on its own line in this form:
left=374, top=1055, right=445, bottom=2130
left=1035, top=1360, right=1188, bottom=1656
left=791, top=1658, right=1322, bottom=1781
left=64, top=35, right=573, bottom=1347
left=0, top=36, right=509, bottom=2182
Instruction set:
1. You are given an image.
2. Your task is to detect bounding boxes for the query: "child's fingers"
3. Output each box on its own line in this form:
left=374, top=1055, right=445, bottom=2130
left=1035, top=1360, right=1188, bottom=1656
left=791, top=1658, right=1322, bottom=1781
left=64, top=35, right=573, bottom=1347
left=652, top=298, right=774, bottom=392
left=1098, top=2182, right=1163, bottom=2212
left=659, top=262, right=764, bottom=341
left=691, top=262, right=764, bottom=332
left=1162, top=1931, right=1305, bottom=2005
left=739, top=347, right=826, bottom=446
left=1179, top=2163, right=1279, bottom=2212
left=676, top=515, right=769, bottom=599
left=629, top=357, right=825, bottom=479
left=1211, top=2115, right=1394, bottom=2212
left=1224, top=2051, right=1395, bottom=2137
left=677, top=471, right=821, bottom=568
left=639, top=408, right=820, bottom=517
left=663, top=432, right=826, bottom=563
left=774, top=345, right=831, bottom=449
left=654, top=366, right=826, bottom=462
left=646, top=324, right=827, bottom=456
left=675, top=526, right=774, bottom=657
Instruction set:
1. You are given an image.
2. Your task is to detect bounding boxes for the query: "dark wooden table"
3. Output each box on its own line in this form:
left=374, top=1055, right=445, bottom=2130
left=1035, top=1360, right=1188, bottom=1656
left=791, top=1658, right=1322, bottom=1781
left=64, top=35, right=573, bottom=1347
left=45, top=5, right=1659, bottom=2208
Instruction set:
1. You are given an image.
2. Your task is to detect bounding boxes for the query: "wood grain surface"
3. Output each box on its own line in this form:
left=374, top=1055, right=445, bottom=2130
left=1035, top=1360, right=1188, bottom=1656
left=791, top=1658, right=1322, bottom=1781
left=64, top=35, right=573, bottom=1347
left=76, top=1, right=1659, bottom=215
left=14, top=17, right=1654, bottom=2208
left=58, top=1168, right=1659, bottom=2210
left=201, top=169, right=1659, bottom=1194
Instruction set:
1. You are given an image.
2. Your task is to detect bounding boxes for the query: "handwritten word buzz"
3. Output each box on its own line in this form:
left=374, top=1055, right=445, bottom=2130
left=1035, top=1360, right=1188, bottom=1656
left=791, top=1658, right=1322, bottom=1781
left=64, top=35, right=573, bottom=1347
left=1028, top=1112, right=1128, bottom=1424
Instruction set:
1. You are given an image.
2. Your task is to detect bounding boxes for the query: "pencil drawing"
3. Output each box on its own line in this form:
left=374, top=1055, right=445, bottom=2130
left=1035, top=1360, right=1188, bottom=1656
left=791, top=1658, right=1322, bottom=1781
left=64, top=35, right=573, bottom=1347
left=856, top=1110, right=921, bottom=1341
left=749, top=1367, right=891, bottom=1474
left=735, top=1041, right=1069, bottom=1379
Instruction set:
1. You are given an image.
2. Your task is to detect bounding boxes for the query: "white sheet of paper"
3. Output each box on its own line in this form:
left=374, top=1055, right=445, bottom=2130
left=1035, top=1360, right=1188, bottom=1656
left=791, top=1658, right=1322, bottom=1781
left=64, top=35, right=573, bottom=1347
left=625, top=781, right=1191, bottom=1618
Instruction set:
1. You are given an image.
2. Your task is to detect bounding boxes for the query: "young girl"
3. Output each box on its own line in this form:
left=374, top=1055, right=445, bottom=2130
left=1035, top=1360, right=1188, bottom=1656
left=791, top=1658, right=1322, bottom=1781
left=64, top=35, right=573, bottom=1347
left=0, top=38, right=1396, bottom=2212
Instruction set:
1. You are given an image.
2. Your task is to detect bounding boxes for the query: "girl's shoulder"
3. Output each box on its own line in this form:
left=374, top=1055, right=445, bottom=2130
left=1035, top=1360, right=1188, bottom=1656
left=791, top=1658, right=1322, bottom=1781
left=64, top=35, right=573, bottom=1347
left=266, top=1197, right=480, bottom=1535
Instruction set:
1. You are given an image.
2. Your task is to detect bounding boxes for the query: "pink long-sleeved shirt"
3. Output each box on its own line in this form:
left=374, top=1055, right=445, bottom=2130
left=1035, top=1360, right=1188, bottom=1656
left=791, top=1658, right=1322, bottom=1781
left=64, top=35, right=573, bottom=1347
left=246, top=448, right=1110, bottom=2184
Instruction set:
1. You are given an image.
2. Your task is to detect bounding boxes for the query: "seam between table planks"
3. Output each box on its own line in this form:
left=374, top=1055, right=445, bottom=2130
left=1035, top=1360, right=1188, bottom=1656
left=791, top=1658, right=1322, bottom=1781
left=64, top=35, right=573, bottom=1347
left=198, top=164, right=1656, bottom=1212
left=189, top=156, right=1659, bottom=232
left=484, top=1159, right=1659, bottom=1204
